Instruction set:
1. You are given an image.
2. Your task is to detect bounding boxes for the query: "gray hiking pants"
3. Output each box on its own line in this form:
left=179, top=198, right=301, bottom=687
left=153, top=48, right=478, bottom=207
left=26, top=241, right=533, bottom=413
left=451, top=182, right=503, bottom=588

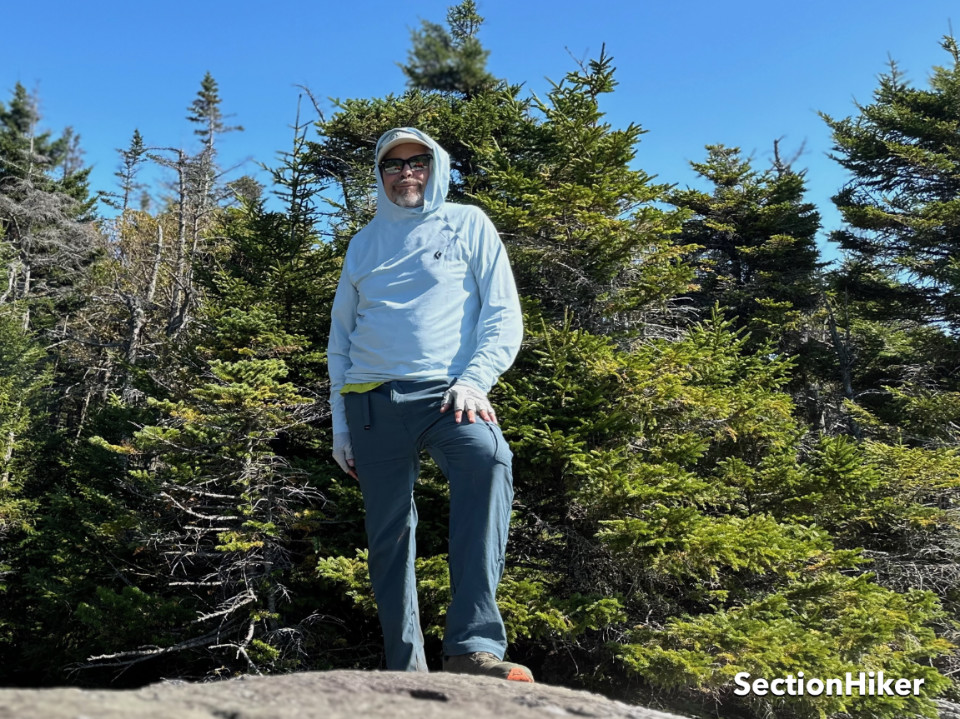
left=344, top=379, right=514, bottom=671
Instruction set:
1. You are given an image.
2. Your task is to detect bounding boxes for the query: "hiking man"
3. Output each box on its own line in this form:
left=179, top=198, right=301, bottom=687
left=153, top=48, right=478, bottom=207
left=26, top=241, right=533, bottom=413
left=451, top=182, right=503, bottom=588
left=327, top=127, right=532, bottom=682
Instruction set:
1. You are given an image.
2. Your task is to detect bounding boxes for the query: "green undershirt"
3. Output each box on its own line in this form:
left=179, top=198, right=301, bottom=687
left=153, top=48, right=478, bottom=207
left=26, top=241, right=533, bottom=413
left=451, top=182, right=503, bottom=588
left=340, top=382, right=384, bottom=395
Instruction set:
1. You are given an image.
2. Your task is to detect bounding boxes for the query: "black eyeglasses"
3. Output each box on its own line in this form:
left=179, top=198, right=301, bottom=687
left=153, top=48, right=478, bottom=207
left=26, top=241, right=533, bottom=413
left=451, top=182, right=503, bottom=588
left=379, top=153, right=433, bottom=175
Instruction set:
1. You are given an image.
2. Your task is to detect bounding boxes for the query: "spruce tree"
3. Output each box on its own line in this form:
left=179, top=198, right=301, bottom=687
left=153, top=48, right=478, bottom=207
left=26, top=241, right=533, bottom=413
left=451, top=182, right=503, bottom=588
left=822, top=35, right=960, bottom=331
left=816, top=36, right=960, bottom=442
left=400, top=0, right=496, bottom=96
left=473, top=48, right=693, bottom=334
left=0, top=83, right=59, bottom=186
left=0, top=84, right=99, bottom=333
left=670, top=143, right=822, bottom=349
left=85, top=350, right=323, bottom=677
left=187, top=72, right=240, bottom=153
left=0, top=303, right=51, bottom=662
left=0, top=83, right=93, bottom=205
left=106, top=129, right=147, bottom=214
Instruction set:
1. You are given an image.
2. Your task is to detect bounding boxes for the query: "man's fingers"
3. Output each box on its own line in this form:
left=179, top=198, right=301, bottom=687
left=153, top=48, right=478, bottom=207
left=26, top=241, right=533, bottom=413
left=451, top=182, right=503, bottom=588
left=442, top=386, right=495, bottom=425
left=479, top=408, right=498, bottom=424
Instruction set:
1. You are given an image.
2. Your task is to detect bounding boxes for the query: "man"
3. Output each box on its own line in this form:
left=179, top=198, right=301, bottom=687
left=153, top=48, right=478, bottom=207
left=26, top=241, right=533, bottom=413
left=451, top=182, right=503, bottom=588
left=327, top=128, right=531, bottom=682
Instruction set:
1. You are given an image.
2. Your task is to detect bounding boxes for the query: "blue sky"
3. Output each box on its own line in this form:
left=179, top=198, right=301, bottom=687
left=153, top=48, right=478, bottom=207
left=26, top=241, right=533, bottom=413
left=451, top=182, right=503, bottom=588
left=2, top=1, right=957, bottom=264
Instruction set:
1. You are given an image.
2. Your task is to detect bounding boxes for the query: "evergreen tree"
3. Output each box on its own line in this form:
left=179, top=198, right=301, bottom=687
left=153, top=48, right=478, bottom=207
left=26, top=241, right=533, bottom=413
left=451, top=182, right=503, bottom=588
left=0, top=84, right=99, bottom=333
left=0, top=83, right=93, bottom=206
left=187, top=72, right=242, bottom=159
left=169, top=73, right=242, bottom=337
left=400, top=0, right=496, bottom=96
left=816, top=36, right=960, bottom=441
left=822, top=35, right=960, bottom=331
left=670, top=143, right=822, bottom=349
left=473, top=48, right=693, bottom=334
left=0, top=83, right=57, bottom=185
left=0, top=303, right=51, bottom=661
left=106, top=129, right=147, bottom=214
left=85, top=350, right=323, bottom=677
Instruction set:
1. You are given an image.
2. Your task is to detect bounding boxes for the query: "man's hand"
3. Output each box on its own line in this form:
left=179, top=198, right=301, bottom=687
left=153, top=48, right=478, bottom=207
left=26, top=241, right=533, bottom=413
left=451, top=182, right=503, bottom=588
left=440, top=382, right=498, bottom=424
left=332, top=432, right=358, bottom=480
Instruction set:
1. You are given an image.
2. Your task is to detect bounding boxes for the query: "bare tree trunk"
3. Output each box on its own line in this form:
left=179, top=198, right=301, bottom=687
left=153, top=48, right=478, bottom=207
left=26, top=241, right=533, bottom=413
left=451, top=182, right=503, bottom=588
left=100, top=362, right=113, bottom=402
left=825, top=298, right=855, bottom=401
left=76, top=386, right=93, bottom=439
left=180, top=147, right=215, bottom=337
left=824, top=292, right=861, bottom=439
left=0, top=404, right=20, bottom=485
left=146, top=223, right=163, bottom=306
left=21, top=264, right=31, bottom=331
left=26, top=105, right=37, bottom=179
left=0, top=260, right=17, bottom=304
left=169, top=151, right=188, bottom=336
left=120, top=288, right=147, bottom=404
left=124, top=296, right=146, bottom=366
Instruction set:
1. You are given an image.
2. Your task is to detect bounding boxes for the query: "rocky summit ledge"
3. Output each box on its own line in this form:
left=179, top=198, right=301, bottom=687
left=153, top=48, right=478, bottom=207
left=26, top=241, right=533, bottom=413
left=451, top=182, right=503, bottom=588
left=0, top=669, right=689, bottom=719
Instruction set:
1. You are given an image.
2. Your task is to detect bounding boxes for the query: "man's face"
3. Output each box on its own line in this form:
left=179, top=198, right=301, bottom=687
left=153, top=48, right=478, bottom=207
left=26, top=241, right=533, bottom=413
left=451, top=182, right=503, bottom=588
left=382, top=142, right=431, bottom=208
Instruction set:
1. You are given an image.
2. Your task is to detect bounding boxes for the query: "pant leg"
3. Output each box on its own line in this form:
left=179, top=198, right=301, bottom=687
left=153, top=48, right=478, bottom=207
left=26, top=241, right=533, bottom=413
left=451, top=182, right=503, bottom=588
left=345, top=388, right=428, bottom=672
left=420, top=402, right=515, bottom=659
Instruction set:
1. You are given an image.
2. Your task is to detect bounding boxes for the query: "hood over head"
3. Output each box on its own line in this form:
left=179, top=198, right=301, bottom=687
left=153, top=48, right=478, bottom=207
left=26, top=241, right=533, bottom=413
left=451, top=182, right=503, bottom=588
left=374, top=127, right=450, bottom=220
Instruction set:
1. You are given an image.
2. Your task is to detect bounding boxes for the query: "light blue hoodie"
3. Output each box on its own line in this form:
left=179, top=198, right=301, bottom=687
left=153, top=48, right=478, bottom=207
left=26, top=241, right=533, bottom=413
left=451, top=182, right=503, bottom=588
left=327, top=128, right=523, bottom=436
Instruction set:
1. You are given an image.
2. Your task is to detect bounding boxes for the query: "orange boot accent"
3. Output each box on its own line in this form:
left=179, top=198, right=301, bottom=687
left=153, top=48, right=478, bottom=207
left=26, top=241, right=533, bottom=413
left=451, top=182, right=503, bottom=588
left=506, top=667, right=535, bottom=682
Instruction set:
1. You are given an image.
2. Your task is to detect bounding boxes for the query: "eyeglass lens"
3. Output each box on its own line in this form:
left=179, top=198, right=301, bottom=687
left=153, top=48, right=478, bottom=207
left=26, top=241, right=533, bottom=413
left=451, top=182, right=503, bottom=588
left=381, top=154, right=432, bottom=175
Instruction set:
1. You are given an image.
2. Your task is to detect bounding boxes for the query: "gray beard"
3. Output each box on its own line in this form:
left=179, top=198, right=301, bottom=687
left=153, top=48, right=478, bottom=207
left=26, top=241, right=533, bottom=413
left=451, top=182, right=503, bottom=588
left=392, top=188, right=424, bottom=208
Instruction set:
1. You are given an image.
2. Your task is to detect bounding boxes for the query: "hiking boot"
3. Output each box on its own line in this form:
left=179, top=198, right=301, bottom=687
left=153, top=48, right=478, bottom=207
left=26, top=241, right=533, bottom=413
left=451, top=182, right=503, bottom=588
left=442, top=651, right=535, bottom=682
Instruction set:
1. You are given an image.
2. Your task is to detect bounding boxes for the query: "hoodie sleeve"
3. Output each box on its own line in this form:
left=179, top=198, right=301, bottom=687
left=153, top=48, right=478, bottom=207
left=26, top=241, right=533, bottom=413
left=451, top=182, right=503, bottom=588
left=457, top=209, right=524, bottom=393
left=327, top=258, right=358, bottom=436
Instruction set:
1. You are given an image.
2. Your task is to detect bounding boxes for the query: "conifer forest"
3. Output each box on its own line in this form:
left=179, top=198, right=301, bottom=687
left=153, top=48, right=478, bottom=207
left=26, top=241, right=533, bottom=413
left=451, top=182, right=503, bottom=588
left=2, top=4, right=960, bottom=718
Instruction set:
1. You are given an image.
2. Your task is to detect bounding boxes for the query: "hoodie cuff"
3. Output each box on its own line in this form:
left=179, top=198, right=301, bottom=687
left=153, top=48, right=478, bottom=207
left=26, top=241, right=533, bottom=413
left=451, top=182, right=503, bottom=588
left=455, top=370, right=492, bottom=395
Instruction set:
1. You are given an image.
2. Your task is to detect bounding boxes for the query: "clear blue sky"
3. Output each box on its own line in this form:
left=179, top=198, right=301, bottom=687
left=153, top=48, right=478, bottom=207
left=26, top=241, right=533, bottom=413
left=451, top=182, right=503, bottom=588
left=2, top=1, right=957, bottom=264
